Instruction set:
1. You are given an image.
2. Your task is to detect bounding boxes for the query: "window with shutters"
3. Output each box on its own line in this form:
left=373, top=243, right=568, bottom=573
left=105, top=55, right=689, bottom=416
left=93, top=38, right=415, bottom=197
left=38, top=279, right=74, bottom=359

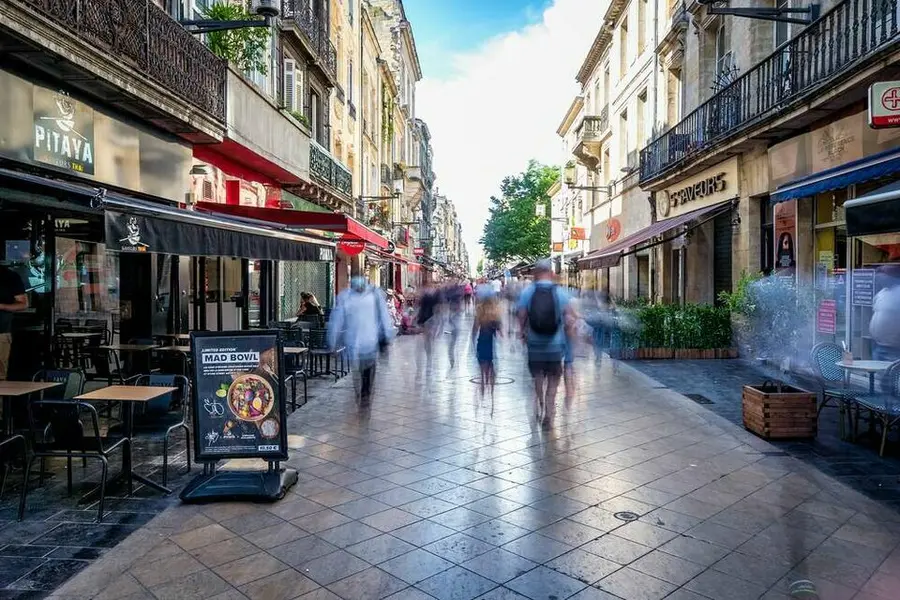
left=202, top=180, right=214, bottom=202
left=283, top=59, right=297, bottom=112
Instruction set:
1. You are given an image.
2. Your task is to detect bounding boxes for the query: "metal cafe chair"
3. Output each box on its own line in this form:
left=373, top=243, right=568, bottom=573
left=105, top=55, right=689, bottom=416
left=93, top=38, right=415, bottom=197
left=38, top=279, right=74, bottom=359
left=809, top=342, right=860, bottom=439
left=280, top=329, right=309, bottom=411
left=32, top=369, right=88, bottom=483
left=853, top=361, right=900, bottom=457
left=0, top=434, right=27, bottom=520
left=23, top=400, right=130, bottom=522
left=120, top=374, right=191, bottom=486
left=306, top=328, right=345, bottom=381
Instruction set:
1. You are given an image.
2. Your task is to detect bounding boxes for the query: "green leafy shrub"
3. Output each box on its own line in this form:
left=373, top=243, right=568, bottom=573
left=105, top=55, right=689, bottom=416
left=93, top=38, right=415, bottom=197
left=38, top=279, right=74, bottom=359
left=204, top=3, right=270, bottom=75
left=618, top=303, right=732, bottom=350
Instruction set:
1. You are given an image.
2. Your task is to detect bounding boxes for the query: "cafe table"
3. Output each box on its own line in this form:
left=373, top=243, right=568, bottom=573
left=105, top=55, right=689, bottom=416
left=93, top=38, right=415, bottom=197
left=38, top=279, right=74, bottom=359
left=836, top=360, right=894, bottom=393
left=98, top=344, right=159, bottom=375
left=283, top=347, right=309, bottom=355
left=75, top=385, right=177, bottom=494
left=0, top=381, right=63, bottom=435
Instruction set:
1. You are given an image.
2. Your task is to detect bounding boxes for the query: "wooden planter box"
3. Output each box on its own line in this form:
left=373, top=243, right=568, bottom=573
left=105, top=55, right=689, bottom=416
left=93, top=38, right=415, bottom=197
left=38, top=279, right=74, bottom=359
left=742, top=382, right=817, bottom=439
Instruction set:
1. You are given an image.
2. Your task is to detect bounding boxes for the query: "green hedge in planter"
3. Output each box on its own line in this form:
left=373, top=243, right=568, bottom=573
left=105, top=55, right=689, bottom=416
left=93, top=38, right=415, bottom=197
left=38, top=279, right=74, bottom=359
left=619, top=304, right=732, bottom=350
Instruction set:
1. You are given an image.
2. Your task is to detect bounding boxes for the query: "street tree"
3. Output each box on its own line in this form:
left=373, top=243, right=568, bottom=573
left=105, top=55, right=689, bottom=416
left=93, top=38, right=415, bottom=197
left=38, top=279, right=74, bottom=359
left=480, top=161, right=557, bottom=265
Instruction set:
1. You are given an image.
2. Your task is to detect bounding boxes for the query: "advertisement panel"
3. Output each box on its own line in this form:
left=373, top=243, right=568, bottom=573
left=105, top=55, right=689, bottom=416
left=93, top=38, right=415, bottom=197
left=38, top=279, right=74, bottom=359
left=191, top=331, right=288, bottom=461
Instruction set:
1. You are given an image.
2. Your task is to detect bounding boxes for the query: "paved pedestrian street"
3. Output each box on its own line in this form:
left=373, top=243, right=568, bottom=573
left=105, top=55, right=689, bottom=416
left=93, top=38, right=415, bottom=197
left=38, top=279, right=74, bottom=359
left=41, top=333, right=900, bottom=600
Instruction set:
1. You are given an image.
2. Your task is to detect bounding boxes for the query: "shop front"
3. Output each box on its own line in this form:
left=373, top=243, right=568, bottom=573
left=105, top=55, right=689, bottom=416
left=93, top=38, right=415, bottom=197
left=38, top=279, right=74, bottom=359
left=579, top=157, right=740, bottom=304
left=0, top=68, right=336, bottom=378
left=769, top=109, right=900, bottom=359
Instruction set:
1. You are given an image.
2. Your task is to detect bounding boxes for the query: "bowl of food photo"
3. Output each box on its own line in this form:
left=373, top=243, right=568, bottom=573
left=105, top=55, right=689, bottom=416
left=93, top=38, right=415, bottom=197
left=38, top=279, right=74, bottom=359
left=227, top=373, right=275, bottom=422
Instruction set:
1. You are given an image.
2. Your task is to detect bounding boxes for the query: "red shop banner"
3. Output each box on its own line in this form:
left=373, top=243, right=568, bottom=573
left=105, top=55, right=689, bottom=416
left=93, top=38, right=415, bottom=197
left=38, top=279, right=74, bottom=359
left=338, top=237, right=366, bottom=256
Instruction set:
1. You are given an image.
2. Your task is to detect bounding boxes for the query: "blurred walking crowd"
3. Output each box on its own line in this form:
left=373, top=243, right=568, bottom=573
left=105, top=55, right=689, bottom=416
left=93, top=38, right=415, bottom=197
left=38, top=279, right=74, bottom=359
left=327, top=260, right=627, bottom=428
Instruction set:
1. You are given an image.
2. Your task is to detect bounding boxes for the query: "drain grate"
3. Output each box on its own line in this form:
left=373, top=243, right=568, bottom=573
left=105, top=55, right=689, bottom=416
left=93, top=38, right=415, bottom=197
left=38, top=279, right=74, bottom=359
left=469, top=376, right=515, bottom=385
left=686, top=393, right=714, bottom=405
left=614, top=511, right=640, bottom=522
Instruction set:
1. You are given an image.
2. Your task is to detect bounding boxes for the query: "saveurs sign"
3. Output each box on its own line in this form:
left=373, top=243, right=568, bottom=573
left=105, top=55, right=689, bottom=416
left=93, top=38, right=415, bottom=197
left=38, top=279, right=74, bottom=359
left=659, top=157, right=739, bottom=218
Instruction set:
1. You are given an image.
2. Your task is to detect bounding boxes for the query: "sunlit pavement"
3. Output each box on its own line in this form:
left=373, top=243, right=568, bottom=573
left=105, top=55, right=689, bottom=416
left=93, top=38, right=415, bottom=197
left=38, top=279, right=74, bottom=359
left=50, top=326, right=900, bottom=600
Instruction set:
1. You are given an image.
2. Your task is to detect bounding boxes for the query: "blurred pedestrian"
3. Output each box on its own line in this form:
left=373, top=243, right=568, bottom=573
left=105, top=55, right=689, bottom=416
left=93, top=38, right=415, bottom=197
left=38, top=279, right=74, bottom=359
left=517, top=260, right=572, bottom=428
left=327, top=276, right=394, bottom=404
left=445, top=281, right=464, bottom=367
left=472, top=296, right=502, bottom=398
left=463, top=280, right=474, bottom=314
left=0, top=264, right=26, bottom=380
left=417, top=282, right=443, bottom=371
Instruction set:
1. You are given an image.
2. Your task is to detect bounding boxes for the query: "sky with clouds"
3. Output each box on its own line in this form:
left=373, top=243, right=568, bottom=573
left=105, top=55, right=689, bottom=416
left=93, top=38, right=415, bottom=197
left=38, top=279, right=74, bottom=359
left=405, top=0, right=605, bottom=270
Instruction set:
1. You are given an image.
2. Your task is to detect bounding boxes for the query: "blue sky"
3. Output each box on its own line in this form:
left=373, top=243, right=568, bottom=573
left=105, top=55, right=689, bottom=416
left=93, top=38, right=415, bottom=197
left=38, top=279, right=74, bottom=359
left=404, top=0, right=551, bottom=79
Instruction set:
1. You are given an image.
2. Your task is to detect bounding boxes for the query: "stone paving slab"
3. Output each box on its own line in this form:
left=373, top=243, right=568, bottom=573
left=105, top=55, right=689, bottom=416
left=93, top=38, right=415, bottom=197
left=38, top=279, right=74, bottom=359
left=44, top=334, right=900, bottom=600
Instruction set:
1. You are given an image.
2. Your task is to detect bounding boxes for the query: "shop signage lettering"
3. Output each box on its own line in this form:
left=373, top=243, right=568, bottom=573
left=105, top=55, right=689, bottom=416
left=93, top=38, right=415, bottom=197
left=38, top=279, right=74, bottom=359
left=852, top=269, right=875, bottom=306
left=414, top=246, right=425, bottom=256
left=337, top=238, right=365, bottom=256
left=319, top=247, right=334, bottom=261
left=32, top=89, right=94, bottom=175
left=118, top=216, right=149, bottom=253
left=669, top=173, right=726, bottom=208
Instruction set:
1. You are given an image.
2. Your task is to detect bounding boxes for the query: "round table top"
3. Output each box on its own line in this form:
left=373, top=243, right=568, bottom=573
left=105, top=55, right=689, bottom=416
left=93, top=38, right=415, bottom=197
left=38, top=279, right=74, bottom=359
left=836, top=360, right=894, bottom=372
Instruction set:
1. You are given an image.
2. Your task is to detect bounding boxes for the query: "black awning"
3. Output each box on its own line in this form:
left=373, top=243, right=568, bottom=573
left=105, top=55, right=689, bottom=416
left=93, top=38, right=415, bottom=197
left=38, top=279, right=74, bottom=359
left=104, top=203, right=334, bottom=262
left=0, top=164, right=335, bottom=261
left=845, top=180, right=900, bottom=236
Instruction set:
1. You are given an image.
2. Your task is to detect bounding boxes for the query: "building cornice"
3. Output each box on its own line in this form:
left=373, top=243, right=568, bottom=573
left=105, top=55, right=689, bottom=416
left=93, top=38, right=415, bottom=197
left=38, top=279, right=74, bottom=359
left=575, top=0, right=629, bottom=86
left=557, top=96, right=585, bottom=137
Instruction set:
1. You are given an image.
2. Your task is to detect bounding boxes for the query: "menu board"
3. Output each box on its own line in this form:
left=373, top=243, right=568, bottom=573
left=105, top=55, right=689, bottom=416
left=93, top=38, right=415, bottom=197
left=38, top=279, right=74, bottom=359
left=852, top=269, right=875, bottom=306
left=191, top=331, right=288, bottom=461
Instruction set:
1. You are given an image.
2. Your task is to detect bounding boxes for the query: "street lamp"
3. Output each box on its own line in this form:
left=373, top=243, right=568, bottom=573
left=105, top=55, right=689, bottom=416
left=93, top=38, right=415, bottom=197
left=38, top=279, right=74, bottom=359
left=181, top=0, right=279, bottom=34
left=564, top=163, right=611, bottom=194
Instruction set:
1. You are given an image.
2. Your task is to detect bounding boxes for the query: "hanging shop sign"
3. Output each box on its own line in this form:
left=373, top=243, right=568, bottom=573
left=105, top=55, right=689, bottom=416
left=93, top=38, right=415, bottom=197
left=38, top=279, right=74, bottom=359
left=606, top=218, right=621, bottom=242
left=337, top=237, right=366, bottom=256
left=868, top=81, right=900, bottom=129
left=570, top=227, right=586, bottom=241
left=32, top=88, right=95, bottom=175
left=852, top=268, right=875, bottom=306
left=191, top=331, right=288, bottom=461
left=552, top=242, right=564, bottom=252
left=414, top=246, right=425, bottom=256
left=660, top=157, right=739, bottom=219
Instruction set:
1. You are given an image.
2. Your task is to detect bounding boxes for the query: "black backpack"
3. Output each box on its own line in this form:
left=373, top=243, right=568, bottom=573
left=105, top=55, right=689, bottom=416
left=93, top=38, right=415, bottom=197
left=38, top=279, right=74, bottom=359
left=528, top=285, right=559, bottom=336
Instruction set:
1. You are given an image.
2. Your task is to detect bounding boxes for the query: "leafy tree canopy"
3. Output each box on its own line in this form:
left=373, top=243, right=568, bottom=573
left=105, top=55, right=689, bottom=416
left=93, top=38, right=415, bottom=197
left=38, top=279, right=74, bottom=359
left=480, top=160, right=557, bottom=266
left=204, top=3, right=270, bottom=75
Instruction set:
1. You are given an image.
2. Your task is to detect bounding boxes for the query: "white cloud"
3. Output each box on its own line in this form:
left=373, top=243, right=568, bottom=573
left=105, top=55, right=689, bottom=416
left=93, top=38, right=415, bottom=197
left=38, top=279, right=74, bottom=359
left=416, top=0, right=605, bottom=270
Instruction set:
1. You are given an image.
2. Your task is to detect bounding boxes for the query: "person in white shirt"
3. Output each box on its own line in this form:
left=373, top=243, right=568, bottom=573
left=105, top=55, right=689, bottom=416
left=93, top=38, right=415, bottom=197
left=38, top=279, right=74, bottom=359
left=327, top=276, right=395, bottom=404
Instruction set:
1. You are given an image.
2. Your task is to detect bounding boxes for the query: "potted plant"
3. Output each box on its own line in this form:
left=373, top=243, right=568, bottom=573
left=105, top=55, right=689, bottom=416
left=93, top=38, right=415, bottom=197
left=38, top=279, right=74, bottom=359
left=721, top=273, right=818, bottom=439
left=203, top=3, right=270, bottom=75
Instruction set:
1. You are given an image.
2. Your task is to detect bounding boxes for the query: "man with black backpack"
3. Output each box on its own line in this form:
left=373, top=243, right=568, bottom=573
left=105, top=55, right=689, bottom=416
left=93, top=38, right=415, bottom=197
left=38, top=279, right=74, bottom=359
left=517, top=260, right=573, bottom=428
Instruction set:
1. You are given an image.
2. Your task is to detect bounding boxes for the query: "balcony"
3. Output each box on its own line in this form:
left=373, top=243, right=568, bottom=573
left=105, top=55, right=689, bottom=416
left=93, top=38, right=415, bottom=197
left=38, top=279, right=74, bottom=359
left=640, top=0, right=900, bottom=184
left=1, top=0, right=226, bottom=142
left=364, top=201, right=390, bottom=230
left=573, top=108, right=609, bottom=169
left=310, top=141, right=352, bottom=199
left=281, top=0, right=338, bottom=85
left=381, top=164, right=393, bottom=187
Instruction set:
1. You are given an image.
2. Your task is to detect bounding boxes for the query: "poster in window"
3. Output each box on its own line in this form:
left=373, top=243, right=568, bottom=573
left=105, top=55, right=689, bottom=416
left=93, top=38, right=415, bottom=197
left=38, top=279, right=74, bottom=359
left=774, top=200, right=797, bottom=282
left=191, top=331, right=288, bottom=461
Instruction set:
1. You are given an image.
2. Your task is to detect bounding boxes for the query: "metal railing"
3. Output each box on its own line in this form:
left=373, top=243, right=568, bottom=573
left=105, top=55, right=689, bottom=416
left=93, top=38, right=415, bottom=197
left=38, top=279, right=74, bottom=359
left=22, top=0, right=227, bottom=122
left=381, top=164, right=392, bottom=186
left=310, top=141, right=352, bottom=198
left=282, top=0, right=338, bottom=82
left=576, top=107, right=609, bottom=141
left=640, top=0, right=900, bottom=183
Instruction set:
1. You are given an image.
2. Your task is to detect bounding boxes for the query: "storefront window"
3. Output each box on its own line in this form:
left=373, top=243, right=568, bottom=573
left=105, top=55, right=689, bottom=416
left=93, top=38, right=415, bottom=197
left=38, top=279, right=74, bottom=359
left=813, top=191, right=847, bottom=347
left=278, top=260, right=333, bottom=320
left=847, top=179, right=900, bottom=361
left=55, top=238, right=118, bottom=326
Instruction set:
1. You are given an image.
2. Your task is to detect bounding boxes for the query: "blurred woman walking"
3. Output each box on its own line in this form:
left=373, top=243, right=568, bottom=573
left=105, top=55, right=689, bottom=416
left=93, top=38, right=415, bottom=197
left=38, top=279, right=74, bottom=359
left=472, top=295, right=503, bottom=398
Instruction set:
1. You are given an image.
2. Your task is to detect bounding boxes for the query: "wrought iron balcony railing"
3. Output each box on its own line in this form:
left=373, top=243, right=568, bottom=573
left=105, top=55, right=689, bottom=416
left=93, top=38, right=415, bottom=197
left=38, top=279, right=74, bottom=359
left=282, top=0, right=338, bottom=82
left=381, top=164, right=392, bottom=187
left=640, top=0, right=900, bottom=183
left=310, top=141, right=352, bottom=198
left=22, top=0, right=227, bottom=122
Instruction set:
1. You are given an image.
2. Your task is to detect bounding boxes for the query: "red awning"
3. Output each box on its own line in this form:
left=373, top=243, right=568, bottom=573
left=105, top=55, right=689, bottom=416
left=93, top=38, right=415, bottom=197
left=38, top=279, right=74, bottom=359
left=196, top=202, right=389, bottom=249
left=579, top=200, right=733, bottom=269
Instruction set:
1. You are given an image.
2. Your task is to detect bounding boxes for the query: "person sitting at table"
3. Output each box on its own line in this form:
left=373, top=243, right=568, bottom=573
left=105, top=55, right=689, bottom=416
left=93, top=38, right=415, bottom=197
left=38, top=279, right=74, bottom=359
left=297, top=292, right=324, bottom=325
left=0, top=264, right=27, bottom=380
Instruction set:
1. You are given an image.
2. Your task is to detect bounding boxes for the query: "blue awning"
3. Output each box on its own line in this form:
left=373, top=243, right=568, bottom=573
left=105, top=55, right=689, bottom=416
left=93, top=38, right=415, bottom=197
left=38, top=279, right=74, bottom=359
left=771, top=147, right=900, bottom=204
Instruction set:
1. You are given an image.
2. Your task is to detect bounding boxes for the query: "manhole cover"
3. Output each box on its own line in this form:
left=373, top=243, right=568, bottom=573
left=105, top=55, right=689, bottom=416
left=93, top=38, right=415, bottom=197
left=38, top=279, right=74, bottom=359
left=686, top=393, right=714, bottom=405
left=614, top=511, right=639, bottom=522
left=469, top=376, right=515, bottom=385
